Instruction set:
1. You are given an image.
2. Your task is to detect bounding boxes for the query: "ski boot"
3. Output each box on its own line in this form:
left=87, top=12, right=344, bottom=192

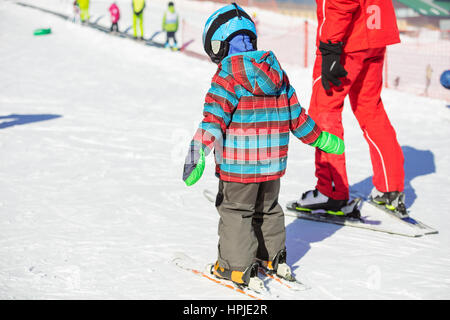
left=369, top=189, right=408, bottom=218
left=208, top=261, right=265, bottom=293
left=257, top=250, right=310, bottom=291
left=289, top=189, right=361, bottom=220
left=258, top=249, right=295, bottom=282
left=296, top=189, right=348, bottom=214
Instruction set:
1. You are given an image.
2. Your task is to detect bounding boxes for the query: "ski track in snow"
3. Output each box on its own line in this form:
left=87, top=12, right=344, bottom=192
left=0, top=0, right=449, bottom=299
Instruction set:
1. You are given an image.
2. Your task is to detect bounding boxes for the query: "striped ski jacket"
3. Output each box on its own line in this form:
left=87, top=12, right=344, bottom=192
left=191, top=50, right=321, bottom=183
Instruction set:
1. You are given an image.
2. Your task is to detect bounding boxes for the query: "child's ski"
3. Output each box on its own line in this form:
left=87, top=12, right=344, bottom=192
left=203, top=189, right=216, bottom=203
left=172, top=253, right=264, bottom=300
left=201, top=190, right=312, bottom=293
left=257, top=267, right=310, bottom=292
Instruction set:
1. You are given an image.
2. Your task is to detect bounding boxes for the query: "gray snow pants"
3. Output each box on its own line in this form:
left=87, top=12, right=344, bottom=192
left=215, top=179, right=286, bottom=272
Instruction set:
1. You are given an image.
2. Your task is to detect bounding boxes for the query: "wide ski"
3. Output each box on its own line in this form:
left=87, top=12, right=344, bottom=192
left=350, top=190, right=438, bottom=236
left=286, top=196, right=436, bottom=237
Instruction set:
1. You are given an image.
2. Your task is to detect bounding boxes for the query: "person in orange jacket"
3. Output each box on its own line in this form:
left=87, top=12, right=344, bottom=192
left=295, top=0, right=407, bottom=217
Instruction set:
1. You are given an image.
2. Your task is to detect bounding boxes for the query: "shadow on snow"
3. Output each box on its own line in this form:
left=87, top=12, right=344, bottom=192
left=285, top=145, right=436, bottom=272
left=0, top=114, right=62, bottom=129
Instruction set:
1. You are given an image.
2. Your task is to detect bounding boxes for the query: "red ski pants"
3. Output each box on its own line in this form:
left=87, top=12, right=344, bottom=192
left=309, top=47, right=404, bottom=200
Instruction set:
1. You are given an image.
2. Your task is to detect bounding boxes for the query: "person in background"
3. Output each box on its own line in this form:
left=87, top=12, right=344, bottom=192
left=394, top=76, right=400, bottom=89
left=77, top=0, right=90, bottom=24
left=162, top=2, right=179, bottom=50
left=252, top=12, right=259, bottom=34
left=109, top=2, right=121, bottom=33
left=132, top=0, right=146, bottom=40
left=72, top=0, right=80, bottom=23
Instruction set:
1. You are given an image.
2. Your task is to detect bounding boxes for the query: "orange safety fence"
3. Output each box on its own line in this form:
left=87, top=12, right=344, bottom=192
left=183, top=0, right=450, bottom=101
left=385, top=36, right=450, bottom=101
left=181, top=15, right=317, bottom=68
left=194, top=0, right=280, bottom=11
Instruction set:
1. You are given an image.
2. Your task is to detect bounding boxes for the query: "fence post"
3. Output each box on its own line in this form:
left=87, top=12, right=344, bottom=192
left=384, top=48, right=389, bottom=88
left=181, top=18, right=185, bottom=47
left=304, top=19, right=308, bottom=68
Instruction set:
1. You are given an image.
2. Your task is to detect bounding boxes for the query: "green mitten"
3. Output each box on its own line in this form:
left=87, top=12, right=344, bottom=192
left=311, top=131, right=345, bottom=155
left=183, top=148, right=206, bottom=186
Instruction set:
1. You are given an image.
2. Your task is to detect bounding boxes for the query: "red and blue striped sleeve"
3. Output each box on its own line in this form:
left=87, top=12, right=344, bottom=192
left=191, top=70, right=238, bottom=155
left=287, top=84, right=322, bottom=144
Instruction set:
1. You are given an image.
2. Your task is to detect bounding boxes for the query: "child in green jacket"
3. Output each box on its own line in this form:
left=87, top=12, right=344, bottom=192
left=162, top=2, right=179, bottom=50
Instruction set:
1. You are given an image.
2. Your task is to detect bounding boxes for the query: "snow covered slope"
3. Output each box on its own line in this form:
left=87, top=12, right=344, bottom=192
left=0, top=0, right=449, bottom=299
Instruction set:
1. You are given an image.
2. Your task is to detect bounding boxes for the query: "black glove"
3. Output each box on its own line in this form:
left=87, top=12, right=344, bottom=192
left=319, top=41, right=348, bottom=91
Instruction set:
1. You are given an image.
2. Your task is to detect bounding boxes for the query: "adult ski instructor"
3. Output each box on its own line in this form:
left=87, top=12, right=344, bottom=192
left=295, top=0, right=407, bottom=216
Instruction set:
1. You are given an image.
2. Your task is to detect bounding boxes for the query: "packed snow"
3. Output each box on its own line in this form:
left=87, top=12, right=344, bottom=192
left=0, top=0, right=449, bottom=299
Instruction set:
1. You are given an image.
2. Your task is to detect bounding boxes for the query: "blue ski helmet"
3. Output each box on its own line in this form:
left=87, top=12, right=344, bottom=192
left=440, top=70, right=450, bottom=90
left=202, top=3, right=257, bottom=63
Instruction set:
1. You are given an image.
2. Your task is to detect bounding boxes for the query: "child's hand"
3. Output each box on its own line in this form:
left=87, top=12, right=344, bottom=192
left=311, top=131, right=345, bottom=155
left=182, top=146, right=206, bottom=186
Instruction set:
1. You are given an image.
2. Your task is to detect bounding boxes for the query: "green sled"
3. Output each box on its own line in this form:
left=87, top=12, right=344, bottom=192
left=33, top=28, right=52, bottom=36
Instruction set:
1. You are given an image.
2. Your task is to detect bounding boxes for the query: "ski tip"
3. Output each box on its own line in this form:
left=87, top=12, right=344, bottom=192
left=203, top=189, right=216, bottom=203
left=204, top=263, right=214, bottom=275
left=286, top=200, right=298, bottom=210
left=172, top=252, right=193, bottom=264
left=292, top=280, right=312, bottom=291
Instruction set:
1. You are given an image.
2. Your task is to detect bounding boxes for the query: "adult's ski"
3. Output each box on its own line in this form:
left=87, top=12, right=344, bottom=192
left=350, top=190, right=438, bottom=236
left=286, top=195, right=437, bottom=237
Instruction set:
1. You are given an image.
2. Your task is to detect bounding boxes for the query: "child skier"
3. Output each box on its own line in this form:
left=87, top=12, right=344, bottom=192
left=132, top=0, right=145, bottom=40
left=162, top=2, right=179, bottom=50
left=182, top=3, right=345, bottom=291
left=72, top=0, right=80, bottom=23
left=109, top=2, right=120, bottom=33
